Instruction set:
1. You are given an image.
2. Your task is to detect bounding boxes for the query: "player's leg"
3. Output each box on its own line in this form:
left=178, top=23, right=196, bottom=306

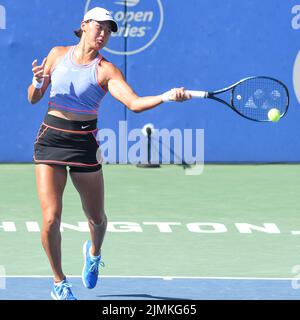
left=35, top=164, right=68, bottom=282
left=69, top=168, right=107, bottom=256
left=69, top=167, right=106, bottom=289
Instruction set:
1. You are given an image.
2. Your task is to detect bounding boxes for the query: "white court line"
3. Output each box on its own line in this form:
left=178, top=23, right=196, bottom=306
left=0, top=275, right=296, bottom=281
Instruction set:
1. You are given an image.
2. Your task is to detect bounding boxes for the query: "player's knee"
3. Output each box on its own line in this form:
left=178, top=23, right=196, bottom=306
left=88, top=212, right=107, bottom=228
left=42, top=216, right=61, bottom=232
left=83, top=205, right=106, bottom=221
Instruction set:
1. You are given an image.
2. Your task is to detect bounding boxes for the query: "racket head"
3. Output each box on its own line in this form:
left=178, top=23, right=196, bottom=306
left=230, top=76, right=289, bottom=122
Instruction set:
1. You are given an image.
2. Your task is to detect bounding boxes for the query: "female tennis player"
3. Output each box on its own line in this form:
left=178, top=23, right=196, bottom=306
left=27, top=7, right=191, bottom=300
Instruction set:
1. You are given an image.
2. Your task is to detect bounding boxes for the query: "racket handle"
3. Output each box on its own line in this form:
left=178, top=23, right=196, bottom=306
left=186, top=90, right=207, bottom=99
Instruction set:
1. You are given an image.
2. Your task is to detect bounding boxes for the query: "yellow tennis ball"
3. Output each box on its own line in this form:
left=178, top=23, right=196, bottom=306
left=268, top=108, right=281, bottom=122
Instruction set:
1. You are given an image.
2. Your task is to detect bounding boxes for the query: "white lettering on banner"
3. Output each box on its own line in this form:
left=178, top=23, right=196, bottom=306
left=0, top=5, right=6, bottom=30
left=291, top=5, right=300, bottom=30
left=292, top=5, right=300, bottom=102
left=114, top=11, right=153, bottom=26
left=2, top=221, right=300, bottom=235
left=114, top=0, right=140, bottom=7
left=85, top=0, right=164, bottom=55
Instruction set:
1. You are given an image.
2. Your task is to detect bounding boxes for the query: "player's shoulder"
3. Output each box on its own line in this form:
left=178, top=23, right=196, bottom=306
left=45, top=46, right=71, bottom=71
left=48, top=46, right=70, bottom=57
left=99, top=57, right=123, bottom=77
left=100, top=56, right=114, bottom=69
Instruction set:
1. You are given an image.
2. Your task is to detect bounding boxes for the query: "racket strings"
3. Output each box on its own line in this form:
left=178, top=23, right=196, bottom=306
left=232, top=78, right=288, bottom=121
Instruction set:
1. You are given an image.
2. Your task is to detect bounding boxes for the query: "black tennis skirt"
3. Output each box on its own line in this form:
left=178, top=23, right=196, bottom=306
left=34, top=113, right=102, bottom=172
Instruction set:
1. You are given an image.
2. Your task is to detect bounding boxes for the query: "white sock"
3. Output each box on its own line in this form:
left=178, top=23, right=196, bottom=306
left=54, top=279, right=65, bottom=286
left=89, top=247, right=101, bottom=259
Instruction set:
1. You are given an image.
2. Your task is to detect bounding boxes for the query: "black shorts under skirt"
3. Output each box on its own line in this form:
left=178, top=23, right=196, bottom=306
left=34, top=113, right=102, bottom=172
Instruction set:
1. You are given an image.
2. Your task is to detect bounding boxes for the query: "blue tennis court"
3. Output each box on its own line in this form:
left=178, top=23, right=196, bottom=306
left=1, top=276, right=300, bottom=300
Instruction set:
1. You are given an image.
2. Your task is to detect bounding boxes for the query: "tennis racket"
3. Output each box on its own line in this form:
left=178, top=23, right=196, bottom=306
left=186, top=76, right=289, bottom=122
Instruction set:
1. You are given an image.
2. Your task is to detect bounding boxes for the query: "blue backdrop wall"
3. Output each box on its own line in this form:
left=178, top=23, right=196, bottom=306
left=0, top=0, right=299, bottom=163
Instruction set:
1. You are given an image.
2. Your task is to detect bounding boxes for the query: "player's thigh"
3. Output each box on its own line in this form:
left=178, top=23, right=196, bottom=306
left=35, top=164, right=68, bottom=216
left=69, top=169, right=104, bottom=218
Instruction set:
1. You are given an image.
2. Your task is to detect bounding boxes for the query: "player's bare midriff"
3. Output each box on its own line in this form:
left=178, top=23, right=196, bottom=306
left=48, top=107, right=98, bottom=121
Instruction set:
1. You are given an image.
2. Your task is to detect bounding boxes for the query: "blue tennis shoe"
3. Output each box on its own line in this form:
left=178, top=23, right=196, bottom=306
left=51, top=278, right=77, bottom=300
left=82, top=240, right=103, bottom=289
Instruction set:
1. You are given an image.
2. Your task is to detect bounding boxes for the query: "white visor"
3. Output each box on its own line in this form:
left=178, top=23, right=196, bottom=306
left=84, top=7, right=118, bottom=32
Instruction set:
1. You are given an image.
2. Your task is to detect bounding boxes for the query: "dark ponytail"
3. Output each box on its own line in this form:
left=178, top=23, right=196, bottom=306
left=74, top=29, right=83, bottom=38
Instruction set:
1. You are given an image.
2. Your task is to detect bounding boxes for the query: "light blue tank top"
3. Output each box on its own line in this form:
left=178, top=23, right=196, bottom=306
left=49, top=46, right=106, bottom=115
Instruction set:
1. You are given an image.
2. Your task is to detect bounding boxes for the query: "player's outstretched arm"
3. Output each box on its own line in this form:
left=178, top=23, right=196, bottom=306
left=105, top=62, right=191, bottom=113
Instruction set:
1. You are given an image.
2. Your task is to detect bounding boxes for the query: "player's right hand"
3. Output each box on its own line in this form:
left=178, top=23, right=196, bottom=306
left=162, top=87, right=192, bottom=103
left=32, top=58, right=49, bottom=83
left=169, top=87, right=192, bottom=102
